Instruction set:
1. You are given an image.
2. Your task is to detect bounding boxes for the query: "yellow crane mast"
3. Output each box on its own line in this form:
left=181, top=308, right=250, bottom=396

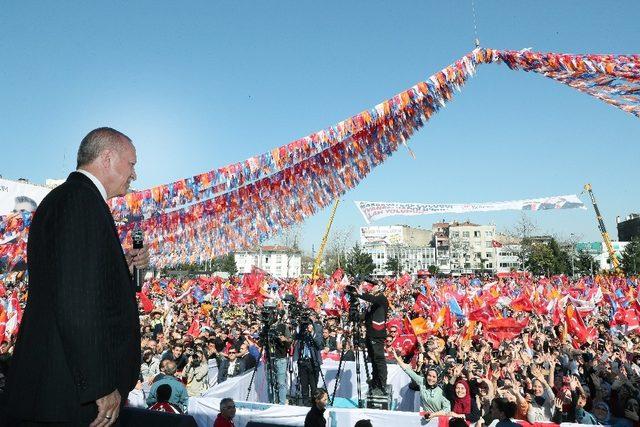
left=312, top=199, right=340, bottom=279
left=583, top=183, right=620, bottom=271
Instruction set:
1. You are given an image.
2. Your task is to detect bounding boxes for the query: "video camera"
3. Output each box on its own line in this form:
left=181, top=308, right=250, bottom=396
left=258, top=301, right=285, bottom=346
left=343, top=277, right=372, bottom=323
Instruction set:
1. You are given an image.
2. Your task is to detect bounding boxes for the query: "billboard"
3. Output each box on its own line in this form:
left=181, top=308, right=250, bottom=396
left=0, top=178, right=51, bottom=216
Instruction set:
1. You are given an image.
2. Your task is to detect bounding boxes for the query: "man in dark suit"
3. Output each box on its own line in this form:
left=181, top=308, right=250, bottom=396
left=5, top=127, right=149, bottom=426
left=293, top=315, right=324, bottom=406
left=217, top=348, right=246, bottom=384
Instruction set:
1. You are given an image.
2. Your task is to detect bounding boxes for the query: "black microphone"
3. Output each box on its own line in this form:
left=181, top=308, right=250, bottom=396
left=132, top=225, right=144, bottom=292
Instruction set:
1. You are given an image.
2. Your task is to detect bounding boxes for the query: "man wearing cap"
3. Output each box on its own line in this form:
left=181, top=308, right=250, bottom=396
left=355, top=278, right=389, bottom=396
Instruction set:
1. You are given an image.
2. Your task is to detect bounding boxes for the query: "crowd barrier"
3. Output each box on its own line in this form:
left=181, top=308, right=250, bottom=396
left=129, top=361, right=418, bottom=412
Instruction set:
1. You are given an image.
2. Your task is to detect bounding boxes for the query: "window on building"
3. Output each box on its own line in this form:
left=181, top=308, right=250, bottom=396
left=485, top=253, right=492, bottom=258
left=486, top=263, right=493, bottom=268
left=474, top=231, right=481, bottom=238
left=462, top=231, right=470, bottom=238
left=485, top=241, right=493, bottom=248
left=452, top=231, right=460, bottom=237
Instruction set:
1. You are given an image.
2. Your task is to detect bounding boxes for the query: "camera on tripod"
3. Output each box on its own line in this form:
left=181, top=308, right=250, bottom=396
left=285, top=299, right=313, bottom=328
left=343, top=281, right=366, bottom=323
left=258, top=302, right=284, bottom=346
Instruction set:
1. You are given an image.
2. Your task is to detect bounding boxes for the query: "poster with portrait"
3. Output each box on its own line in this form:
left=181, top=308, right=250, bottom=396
left=0, top=178, right=51, bottom=216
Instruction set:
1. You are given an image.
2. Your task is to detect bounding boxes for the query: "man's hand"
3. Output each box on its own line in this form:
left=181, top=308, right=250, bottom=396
left=125, top=246, right=150, bottom=273
left=90, top=389, right=121, bottom=427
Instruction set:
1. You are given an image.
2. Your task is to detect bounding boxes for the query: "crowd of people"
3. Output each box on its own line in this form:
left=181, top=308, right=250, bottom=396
left=1, top=269, right=639, bottom=426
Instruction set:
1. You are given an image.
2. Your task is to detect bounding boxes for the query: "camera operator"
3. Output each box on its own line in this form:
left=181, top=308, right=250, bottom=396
left=182, top=349, right=209, bottom=396
left=293, top=312, right=324, bottom=406
left=353, top=277, right=389, bottom=396
left=271, top=317, right=292, bottom=404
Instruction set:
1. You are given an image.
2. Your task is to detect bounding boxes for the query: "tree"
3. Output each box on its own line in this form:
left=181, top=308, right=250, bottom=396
left=575, top=250, right=599, bottom=276
left=322, top=226, right=354, bottom=275
left=324, top=252, right=347, bottom=277
left=525, top=244, right=556, bottom=276
left=215, top=253, right=238, bottom=276
left=198, top=253, right=239, bottom=276
left=506, top=212, right=537, bottom=271
left=525, top=239, right=572, bottom=276
left=427, top=265, right=439, bottom=275
left=621, top=237, right=640, bottom=275
left=344, top=243, right=375, bottom=278
left=385, top=256, right=401, bottom=277
left=548, top=238, right=571, bottom=275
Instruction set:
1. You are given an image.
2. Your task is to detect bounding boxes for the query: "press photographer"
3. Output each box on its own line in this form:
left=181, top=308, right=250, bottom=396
left=292, top=309, right=324, bottom=406
left=347, top=277, right=389, bottom=396
left=271, top=311, right=292, bottom=404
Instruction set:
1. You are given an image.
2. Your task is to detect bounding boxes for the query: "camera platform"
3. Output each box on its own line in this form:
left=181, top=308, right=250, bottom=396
left=365, top=385, right=393, bottom=410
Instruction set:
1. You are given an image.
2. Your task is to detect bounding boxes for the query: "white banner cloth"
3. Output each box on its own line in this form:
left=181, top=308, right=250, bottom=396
left=321, top=360, right=417, bottom=411
left=201, top=364, right=269, bottom=403
left=187, top=398, right=433, bottom=427
left=355, top=194, right=585, bottom=223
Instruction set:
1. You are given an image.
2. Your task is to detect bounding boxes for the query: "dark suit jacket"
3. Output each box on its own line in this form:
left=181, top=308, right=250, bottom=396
left=293, top=322, right=323, bottom=365
left=217, top=358, right=246, bottom=383
left=6, top=172, right=141, bottom=422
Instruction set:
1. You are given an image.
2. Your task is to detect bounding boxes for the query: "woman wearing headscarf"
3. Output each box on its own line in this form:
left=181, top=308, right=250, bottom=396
left=592, top=401, right=611, bottom=425
left=392, top=349, right=451, bottom=415
left=444, top=378, right=482, bottom=423
left=527, top=366, right=556, bottom=422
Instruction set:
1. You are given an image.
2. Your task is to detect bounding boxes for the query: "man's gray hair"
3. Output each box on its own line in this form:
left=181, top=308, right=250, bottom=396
left=76, top=127, right=131, bottom=169
left=220, top=397, right=234, bottom=409
left=163, top=360, right=177, bottom=376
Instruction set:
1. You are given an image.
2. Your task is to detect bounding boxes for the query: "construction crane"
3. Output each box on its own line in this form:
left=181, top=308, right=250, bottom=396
left=312, top=199, right=340, bottom=279
left=583, top=183, right=620, bottom=271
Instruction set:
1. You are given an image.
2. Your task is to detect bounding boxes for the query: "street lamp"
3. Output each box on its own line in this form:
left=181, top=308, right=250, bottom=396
left=570, top=233, right=576, bottom=278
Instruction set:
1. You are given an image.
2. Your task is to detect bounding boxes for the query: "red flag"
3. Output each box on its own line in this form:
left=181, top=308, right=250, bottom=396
left=386, top=318, right=404, bottom=333
left=468, top=305, right=492, bottom=324
left=413, top=293, right=429, bottom=314
left=391, top=334, right=417, bottom=357
left=402, top=317, right=413, bottom=335
left=510, top=293, right=535, bottom=312
left=137, top=291, right=154, bottom=313
left=0, top=306, right=7, bottom=343
left=187, top=318, right=200, bottom=337
left=323, top=308, right=340, bottom=318
left=242, top=268, right=266, bottom=304
left=306, top=283, right=318, bottom=310
left=565, top=304, right=597, bottom=344
left=611, top=308, right=640, bottom=331
left=397, top=274, right=412, bottom=287
left=331, top=268, right=344, bottom=283
left=485, top=317, right=529, bottom=347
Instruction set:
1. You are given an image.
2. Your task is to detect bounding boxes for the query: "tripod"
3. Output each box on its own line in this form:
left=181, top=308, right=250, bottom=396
left=291, top=324, right=328, bottom=406
left=246, top=325, right=281, bottom=403
left=330, top=316, right=371, bottom=408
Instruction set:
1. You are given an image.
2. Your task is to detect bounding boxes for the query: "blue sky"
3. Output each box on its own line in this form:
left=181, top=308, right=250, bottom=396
left=1, top=1, right=638, bottom=253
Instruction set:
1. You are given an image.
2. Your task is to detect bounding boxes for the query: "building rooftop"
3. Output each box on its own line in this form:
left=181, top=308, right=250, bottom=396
left=260, top=245, right=299, bottom=252
left=449, top=221, right=480, bottom=227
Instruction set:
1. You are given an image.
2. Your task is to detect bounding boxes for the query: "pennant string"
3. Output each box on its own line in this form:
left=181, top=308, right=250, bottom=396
left=1, top=48, right=639, bottom=268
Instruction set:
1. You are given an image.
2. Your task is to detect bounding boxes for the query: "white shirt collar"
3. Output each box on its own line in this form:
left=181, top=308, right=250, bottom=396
left=77, top=169, right=108, bottom=201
